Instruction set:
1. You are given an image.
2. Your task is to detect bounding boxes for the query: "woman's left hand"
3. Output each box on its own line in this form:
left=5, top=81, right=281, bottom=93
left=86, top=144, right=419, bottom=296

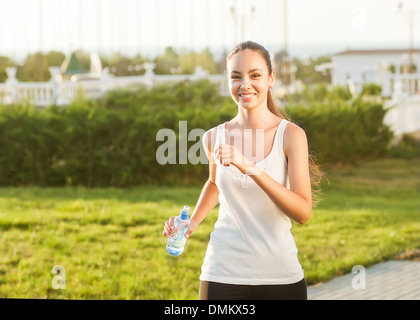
left=215, top=144, right=253, bottom=174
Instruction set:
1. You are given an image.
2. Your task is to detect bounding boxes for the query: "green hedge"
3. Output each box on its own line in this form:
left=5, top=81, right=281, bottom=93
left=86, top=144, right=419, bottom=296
left=0, top=81, right=394, bottom=187
left=287, top=97, right=394, bottom=165
left=0, top=81, right=235, bottom=187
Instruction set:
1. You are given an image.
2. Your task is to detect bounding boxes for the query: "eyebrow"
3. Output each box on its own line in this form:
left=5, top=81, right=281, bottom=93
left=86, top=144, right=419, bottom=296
left=231, top=68, right=263, bottom=74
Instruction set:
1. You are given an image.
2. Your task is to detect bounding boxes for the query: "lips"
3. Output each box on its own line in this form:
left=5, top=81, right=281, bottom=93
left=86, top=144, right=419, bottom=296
left=239, top=93, right=256, bottom=99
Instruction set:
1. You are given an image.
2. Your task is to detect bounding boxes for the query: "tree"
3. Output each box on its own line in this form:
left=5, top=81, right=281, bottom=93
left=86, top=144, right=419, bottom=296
left=17, top=52, right=49, bottom=82
left=108, top=53, right=145, bottom=76
left=46, top=51, right=66, bottom=68
left=154, top=47, right=180, bottom=74
left=293, top=56, right=332, bottom=85
left=16, top=51, right=66, bottom=82
left=195, top=48, right=218, bottom=74
left=178, top=48, right=218, bottom=74
left=0, top=56, right=15, bottom=83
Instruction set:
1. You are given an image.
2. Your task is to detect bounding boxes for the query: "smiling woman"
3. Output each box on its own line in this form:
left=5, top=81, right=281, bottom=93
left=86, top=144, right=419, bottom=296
left=163, top=41, right=322, bottom=300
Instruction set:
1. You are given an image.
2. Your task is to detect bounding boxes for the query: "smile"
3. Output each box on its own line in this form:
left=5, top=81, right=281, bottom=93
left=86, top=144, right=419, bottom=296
left=239, top=93, right=256, bottom=98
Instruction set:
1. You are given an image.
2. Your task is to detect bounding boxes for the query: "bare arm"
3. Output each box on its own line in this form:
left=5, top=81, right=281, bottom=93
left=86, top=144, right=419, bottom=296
left=216, top=123, right=312, bottom=224
left=163, top=129, right=219, bottom=238
left=185, top=177, right=219, bottom=238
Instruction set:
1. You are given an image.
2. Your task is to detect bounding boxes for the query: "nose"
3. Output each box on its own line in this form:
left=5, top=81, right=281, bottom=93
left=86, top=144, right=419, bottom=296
left=240, top=79, right=252, bottom=90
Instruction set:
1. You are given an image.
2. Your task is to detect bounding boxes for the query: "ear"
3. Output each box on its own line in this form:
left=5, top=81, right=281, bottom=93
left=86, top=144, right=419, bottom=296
left=268, top=69, right=276, bottom=88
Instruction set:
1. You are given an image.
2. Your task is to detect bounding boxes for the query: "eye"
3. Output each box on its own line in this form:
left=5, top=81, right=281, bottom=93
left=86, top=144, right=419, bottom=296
left=230, top=75, right=241, bottom=80
left=251, top=74, right=261, bottom=79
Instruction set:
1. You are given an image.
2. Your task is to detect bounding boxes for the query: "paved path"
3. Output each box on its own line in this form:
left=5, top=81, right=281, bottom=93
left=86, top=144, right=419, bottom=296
left=308, top=260, right=420, bottom=300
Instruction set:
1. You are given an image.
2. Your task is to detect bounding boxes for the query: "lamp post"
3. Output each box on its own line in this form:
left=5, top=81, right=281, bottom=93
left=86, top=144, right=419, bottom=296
left=397, top=1, right=419, bottom=95
left=230, top=0, right=256, bottom=43
left=283, top=0, right=289, bottom=94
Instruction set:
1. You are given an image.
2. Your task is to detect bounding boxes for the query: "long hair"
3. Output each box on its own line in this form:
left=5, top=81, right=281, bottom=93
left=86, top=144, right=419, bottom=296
left=226, top=40, right=324, bottom=207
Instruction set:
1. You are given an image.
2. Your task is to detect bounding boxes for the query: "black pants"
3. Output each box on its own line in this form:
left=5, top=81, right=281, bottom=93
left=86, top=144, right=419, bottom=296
left=200, top=278, right=307, bottom=300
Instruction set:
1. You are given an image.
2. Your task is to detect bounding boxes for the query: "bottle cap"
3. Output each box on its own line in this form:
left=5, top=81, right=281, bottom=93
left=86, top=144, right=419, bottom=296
left=180, top=206, right=190, bottom=220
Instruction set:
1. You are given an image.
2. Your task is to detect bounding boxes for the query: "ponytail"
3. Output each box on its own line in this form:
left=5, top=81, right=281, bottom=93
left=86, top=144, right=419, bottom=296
left=267, top=89, right=278, bottom=116
left=267, top=88, right=324, bottom=207
left=267, top=88, right=290, bottom=121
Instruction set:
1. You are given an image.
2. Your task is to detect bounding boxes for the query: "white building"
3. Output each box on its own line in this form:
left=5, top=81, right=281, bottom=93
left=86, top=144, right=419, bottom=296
left=332, top=49, right=420, bottom=99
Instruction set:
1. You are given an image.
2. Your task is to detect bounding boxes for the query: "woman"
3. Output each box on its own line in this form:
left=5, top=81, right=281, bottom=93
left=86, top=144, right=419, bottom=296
left=163, top=41, right=321, bottom=300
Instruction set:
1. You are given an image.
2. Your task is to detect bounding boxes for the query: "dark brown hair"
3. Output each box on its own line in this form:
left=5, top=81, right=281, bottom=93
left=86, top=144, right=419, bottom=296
left=226, top=40, right=324, bottom=207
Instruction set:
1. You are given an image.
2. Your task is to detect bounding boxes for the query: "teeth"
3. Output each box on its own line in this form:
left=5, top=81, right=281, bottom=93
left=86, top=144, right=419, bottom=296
left=241, top=94, right=254, bottom=98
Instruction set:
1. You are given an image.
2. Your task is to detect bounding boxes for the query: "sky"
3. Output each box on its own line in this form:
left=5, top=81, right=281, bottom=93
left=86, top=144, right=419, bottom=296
left=0, top=0, right=419, bottom=61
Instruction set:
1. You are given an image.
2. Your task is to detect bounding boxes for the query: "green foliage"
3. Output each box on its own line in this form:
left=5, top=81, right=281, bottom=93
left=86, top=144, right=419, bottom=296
left=292, top=56, right=332, bottom=85
left=0, top=80, right=397, bottom=187
left=154, top=47, right=180, bottom=74
left=16, top=51, right=66, bottom=82
left=0, top=102, right=61, bottom=186
left=178, top=48, right=220, bottom=74
left=0, top=80, right=235, bottom=187
left=154, top=47, right=221, bottom=75
left=105, top=53, right=146, bottom=76
left=388, top=134, right=420, bottom=159
left=0, top=158, right=418, bottom=298
left=286, top=98, right=394, bottom=165
left=361, top=83, right=382, bottom=96
left=0, top=56, right=15, bottom=83
left=285, top=84, right=352, bottom=104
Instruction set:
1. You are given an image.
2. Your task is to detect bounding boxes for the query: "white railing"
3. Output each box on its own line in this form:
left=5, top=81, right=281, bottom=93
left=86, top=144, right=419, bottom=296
left=384, top=94, right=420, bottom=137
left=0, top=65, right=231, bottom=107
left=387, top=73, right=420, bottom=99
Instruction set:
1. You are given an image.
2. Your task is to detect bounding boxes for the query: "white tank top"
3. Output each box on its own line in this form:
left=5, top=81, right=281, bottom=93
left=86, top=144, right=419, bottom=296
left=199, top=119, right=304, bottom=285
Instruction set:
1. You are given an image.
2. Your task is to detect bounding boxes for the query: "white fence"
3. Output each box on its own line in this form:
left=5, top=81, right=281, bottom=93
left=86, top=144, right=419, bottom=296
left=2, top=64, right=418, bottom=138
left=0, top=65, right=231, bottom=107
left=0, top=63, right=293, bottom=107
left=384, top=95, right=420, bottom=137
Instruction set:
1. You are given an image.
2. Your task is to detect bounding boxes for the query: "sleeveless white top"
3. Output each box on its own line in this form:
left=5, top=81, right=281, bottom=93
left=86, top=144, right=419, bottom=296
left=199, top=119, right=304, bottom=285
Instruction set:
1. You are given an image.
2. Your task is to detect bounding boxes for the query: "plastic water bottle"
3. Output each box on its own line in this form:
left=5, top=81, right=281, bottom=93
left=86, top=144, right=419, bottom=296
left=166, top=206, right=191, bottom=256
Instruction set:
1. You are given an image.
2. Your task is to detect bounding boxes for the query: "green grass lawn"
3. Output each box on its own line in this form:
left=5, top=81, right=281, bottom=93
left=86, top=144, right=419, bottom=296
left=0, top=157, right=419, bottom=299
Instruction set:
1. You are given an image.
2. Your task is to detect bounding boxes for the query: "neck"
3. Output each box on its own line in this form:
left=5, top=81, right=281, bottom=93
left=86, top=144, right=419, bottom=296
left=234, top=105, right=277, bottom=129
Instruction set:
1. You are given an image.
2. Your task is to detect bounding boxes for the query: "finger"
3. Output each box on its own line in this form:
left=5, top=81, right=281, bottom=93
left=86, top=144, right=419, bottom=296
left=222, top=158, right=230, bottom=166
left=217, top=144, right=230, bottom=153
left=168, top=217, right=176, bottom=231
left=217, top=145, right=231, bottom=166
left=163, top=218, right=176, bottom=237
left=163, top=222, right=172, bottom=237
left=215, top=150, right=227, bottom=166
left=219, top=144, right=231, bottom=153
left=163, top=228, right=170, bottom=237
left=163, top=228, right=169, bottom=237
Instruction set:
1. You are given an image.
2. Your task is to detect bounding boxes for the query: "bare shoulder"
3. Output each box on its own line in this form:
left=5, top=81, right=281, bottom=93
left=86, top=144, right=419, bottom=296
left=284, top=122, right=309, bottom=157
left=201, top=127, right=221, bottom=166
left=202, top=126, right=218, bottom=153
left=285, top=122, right=307, bottom=140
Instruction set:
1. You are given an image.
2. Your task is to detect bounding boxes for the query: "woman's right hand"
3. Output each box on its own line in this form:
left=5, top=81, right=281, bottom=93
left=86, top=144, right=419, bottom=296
left=163, top=216, right=177, bottom=238
left=163, top=217, right=199, bottom=239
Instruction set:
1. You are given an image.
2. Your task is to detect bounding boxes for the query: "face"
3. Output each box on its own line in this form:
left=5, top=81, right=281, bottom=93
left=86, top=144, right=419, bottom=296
left=227, top=49, right=275, bottom=111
